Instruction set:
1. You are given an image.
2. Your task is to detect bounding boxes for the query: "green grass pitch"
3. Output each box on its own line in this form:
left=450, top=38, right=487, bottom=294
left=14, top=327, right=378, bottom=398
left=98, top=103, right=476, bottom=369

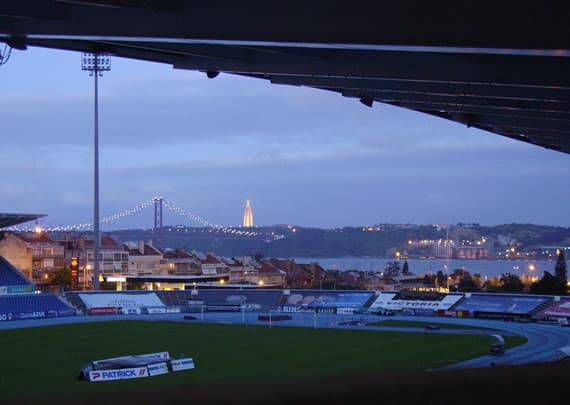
left=0, top=320, right=526, bottom=401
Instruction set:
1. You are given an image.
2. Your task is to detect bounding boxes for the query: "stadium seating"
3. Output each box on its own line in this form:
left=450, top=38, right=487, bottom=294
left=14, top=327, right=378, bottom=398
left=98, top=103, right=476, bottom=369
left=193, top=289, right=283, bottom=309
left=454, top=293, right=551, bottom=315
left=63, top=292, right=89, bottom=313
left=368, top=292, right=464, bottom=312
left=155, top=290, right=196, bottom=307
left=283, top=290, right=374, bottom=308
left=0, top=256, right=33, bottom=286
left=0, top=294, right=75, bottom=321
left=533, top=298, right=570, bottom=320
left=65, top=290, right=153, bottom=312
left=64, top=289, right=284, bottom=312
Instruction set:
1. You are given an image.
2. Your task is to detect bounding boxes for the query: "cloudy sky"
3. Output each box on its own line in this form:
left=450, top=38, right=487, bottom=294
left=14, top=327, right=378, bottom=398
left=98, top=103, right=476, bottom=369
left=1, top=47, right=569, bottom=230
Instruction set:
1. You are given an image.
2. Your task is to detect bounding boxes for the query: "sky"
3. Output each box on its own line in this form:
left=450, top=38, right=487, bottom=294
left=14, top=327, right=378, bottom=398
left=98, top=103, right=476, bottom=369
left=1, top=47, right=569, bottom=230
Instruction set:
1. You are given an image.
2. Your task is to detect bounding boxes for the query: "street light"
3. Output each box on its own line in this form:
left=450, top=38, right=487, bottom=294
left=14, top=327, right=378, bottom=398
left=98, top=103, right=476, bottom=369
left=81, top=53, right=111, bottom=291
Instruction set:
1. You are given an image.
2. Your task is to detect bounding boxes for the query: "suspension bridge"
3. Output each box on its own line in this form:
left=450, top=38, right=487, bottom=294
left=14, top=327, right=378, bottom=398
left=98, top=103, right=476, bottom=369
left=3, top=197, right=261, bottom=240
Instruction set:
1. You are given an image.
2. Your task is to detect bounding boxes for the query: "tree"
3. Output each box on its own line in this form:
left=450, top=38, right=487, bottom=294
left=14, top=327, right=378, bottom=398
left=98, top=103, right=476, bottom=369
left=99, top=281, right=116, bottom=291
left=530, top=253, right=568, bottom=296
left=402, top=261, right=410, bottom=274
left=452, top=268, right=467, bottom=278
left=472, top=273, right=482, bottom=286
left=423, top=274, right=436, bottom=286
left=51, top=267, right=71, bottom=289
left=127, top=281, right=146, bottom=290
left=530, top=271, right=556, bottom=294
left=555, top=250, right=567, bottom=288
left=458, top=274, right=480, bottom=292
left=436, top=271, right=446, bottom=288
left=500, top=273, right=524, bottom=293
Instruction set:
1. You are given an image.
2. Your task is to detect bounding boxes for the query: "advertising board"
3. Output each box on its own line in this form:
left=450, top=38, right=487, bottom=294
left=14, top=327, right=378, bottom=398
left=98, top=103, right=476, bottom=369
left=0, top=285, right=34, bottom=295
left=316, top=307, right=336, bottom=314
left=145, top=307, right=166, bottom=314
left=0, top=311, right=45, bottom=322
left=79, top=293, right=164, bottom=309
left=88, top=367, right=149, bottom=382
left=122, top=308, right=141, bottom=315
left=170, top=358, right=195, bottom=372
left=437, top=310, right=471, bottom=318
left=278, top=306, right=315, bottom=313
left=205, top=305, right=240, bottom=312
left=0, top=309, right=74, bottom=322
left=368, top=293, right=463, bottom=311
left=70, top=257, right=79, bottom=291
left=147, top=362, right=169, bottom=376
left=89, top=307, right=118, bottom=315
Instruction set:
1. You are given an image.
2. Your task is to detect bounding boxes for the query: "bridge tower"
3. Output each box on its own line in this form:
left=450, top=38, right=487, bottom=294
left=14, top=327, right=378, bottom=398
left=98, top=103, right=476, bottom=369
left=153, top=197, right=163, bottom=249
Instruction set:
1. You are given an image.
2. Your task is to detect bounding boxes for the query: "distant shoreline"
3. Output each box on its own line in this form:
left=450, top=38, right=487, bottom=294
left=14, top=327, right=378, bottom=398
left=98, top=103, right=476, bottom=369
left=287, top=257, right=567, bottom=278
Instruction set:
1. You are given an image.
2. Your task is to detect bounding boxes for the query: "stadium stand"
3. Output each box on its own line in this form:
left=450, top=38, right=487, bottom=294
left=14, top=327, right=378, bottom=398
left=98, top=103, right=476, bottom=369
left=0, top=294, right=75, bottom=321
left=64, top=289, right=284, bottom=312
left=0, top=256, right=34, bottom=286
left=367, top=292, right=464, bottom=313
left=64, top=290, right=163, bottom=313
left=58, top=288, right=563, bottom=322
left=533, top=298, right=570, bottom=321
left=454, top=293, right=552, bottom=318
left=282, top=290, right=374, bottom=309
left=194, top=289, right=283, bottom=310
left=154, top=290, right=195, bottom=307
left=64, top=292, right=88, bottom=313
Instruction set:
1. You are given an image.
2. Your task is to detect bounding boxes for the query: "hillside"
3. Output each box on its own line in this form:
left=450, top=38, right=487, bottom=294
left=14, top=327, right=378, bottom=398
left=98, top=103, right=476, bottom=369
left=108, top=224, right=570, bottom=258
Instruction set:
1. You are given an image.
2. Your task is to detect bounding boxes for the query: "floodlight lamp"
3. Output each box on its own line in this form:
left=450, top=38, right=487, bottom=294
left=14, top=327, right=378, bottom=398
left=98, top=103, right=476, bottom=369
left=81, top=53, right=112, bottom=74
left=206, top=70, right=220, bottom=79
left=359, top=97, right=374, bottom=108
left=7, top=36, right=27, bottom=51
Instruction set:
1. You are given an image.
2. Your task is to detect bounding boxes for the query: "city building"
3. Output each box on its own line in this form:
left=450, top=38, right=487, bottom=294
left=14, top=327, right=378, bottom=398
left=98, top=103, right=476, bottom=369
left=200, top=253, right=230, bottom=276
left=125, top=241, right=166, bottom=276
left=433, top=239, right=454, bottom=259
left=257, top=262, right=286, bottom=287
left=270, top=259, right=326, bottom=289
left=83, top=235, right=130, bottom=287
left=161, top=248, right=201, bottom=275
left=0, top=232, right=64, bottom=282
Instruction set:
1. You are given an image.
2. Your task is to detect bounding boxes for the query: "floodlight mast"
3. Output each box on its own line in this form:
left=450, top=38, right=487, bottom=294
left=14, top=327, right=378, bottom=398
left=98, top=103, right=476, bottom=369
left=82, top=53, right=110, bottom=291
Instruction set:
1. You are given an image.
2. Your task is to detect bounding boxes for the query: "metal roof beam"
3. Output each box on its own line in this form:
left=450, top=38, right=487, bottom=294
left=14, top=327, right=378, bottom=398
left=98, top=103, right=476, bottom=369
left=339, top=89, right=570, bottom=116
left=3, top=1, right=570, bottom=50
left=268, top=75, right=570, bottom=103
left=376, top=100, right=570, bottom=122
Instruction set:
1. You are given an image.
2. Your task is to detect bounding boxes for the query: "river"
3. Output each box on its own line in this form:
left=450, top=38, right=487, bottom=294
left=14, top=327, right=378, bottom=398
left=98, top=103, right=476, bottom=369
left=290, top=257, right=566, bottom=279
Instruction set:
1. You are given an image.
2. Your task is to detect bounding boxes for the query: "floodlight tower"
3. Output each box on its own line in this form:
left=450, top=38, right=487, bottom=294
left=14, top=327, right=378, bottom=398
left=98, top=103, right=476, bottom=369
left=82, top=53, right=111, bottom=290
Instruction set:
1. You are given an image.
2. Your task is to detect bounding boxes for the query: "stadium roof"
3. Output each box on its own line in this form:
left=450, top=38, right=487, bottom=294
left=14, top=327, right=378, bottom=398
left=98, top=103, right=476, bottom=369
left=1, top=1, right=570, bottom=153
left=0, top=213, right=45, bottom=229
